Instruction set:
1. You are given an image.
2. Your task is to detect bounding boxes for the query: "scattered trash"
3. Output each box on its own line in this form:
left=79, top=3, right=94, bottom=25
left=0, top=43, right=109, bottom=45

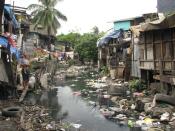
left=73, top=91, right=81, bottom=96
left=114, top=114, right=127, bottom=121
left=133, top=92, right=144, bottom=97
left=88, top=101, right=96, bottom=106
left=128, top=120, right=135, bottom=127
left=160, top=112, right=170, bottom=121
left=131, top=104, right=136, bottom=110
left=100, top=108, right=115, bottom=117
left=46, top=124, right=53, bottom=130
left=71, top=123, right=82, bottom=129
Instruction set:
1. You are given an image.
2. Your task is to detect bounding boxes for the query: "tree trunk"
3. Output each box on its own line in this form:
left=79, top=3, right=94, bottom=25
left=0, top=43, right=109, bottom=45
left=0, top=0, right=5, bottom=33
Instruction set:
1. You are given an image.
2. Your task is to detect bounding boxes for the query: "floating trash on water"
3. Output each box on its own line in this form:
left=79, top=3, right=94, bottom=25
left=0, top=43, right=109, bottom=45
left=71, top=123, right=82, bottom=129
left=70, top=84, right=76, bottom=87
left=73, top=91, right=81, bottom=96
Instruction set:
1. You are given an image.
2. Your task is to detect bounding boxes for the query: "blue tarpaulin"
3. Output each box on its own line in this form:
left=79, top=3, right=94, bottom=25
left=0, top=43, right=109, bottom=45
left=0, top=36, right=8, bottom=48
left=0, top=36, right=20, bottom=60
left=97, top=29, right=124, bottom=47
left=10, top=46, right=20, bottom=60
left=4, top=4, right=19, bottom=29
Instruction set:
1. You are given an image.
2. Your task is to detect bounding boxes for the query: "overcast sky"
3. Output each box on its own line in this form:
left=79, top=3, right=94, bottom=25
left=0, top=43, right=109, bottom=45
left=6, top=0, right=157, bottom=34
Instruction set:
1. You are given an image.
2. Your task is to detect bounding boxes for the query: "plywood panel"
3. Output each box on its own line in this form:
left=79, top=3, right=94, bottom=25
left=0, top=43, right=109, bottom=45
left=147, top=44, right=153, bottom=59
left=164, top=62, right=172, bottom=70
left=144, top=62, right=154, bottom=69
left=139, top=44, right=145, bottom=59
left=145, top=32, right=153, bottom=43
left=164, top=42, right=172, bottom=59
left=155, top=43, right=161, bottom=59
left=154, top=31, right=161, bottom=42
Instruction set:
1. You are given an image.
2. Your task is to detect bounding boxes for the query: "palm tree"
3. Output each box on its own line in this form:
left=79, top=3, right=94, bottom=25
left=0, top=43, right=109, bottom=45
left=28, top=0, right=67, bottom=35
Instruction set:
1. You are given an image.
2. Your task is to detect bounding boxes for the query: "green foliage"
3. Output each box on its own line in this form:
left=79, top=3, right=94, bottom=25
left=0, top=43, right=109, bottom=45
left=129, top=79, right=146, bottom=92
left=67, top=59, right=76, bottom=66
left=100, top=66, right=109, bottom=76
left=92, top=26, right=99, bottom=35
left=28, top=0, right=67, bottom=35
left=57, top=29, right=104, bottom=63
left=57, top=33, right=81, bottom=48
left=75, top=33, right=98, bottom=63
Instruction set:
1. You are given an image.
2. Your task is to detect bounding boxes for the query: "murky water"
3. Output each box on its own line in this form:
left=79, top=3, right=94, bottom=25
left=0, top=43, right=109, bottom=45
left=56, top=86, right=129, bottom=131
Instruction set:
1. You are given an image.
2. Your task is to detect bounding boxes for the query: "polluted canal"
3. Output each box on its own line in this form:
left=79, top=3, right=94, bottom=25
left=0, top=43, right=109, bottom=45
left=52, top=66, right=130, bottom=131
left=56, top=85, right=129, bottom=131
left=25, top=66, right=130, bottom=130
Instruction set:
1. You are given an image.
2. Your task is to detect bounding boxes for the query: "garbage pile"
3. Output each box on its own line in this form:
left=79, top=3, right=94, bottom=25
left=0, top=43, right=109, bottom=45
left=64, top=65, right=175, bottom=131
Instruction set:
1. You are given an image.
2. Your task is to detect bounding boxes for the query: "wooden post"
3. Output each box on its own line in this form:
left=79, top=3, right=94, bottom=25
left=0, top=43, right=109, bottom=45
left=0, top=0, right=5, bottom=33
left=107, top=47, right=110, bottom=67
left=152, top=32, right=156, bottom=70
left=19, top=87, right=29, bottom=102
left=160, top=31, right=164, bottom=92
left=159, top=59, right=164, bottom=92
left=144, top=32, right=147, bottom=60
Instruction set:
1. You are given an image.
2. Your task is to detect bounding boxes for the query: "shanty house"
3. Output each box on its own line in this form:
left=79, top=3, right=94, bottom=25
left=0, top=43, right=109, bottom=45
left=132, top=13, right=175, bottom=89
left=97, top=16, right=150, bottom=80
left=97, top=29, right=131, bottom=80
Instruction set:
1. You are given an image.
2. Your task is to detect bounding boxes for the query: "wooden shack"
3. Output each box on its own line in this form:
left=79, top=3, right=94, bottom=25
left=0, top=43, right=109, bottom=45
left=137, top=14, right=175, bottom=87
left=97, top=29, right=131, bottom=80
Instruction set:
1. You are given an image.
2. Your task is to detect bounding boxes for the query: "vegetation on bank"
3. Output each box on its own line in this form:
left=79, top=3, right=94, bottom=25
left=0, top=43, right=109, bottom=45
left=57, top=27, right=105, bottom=64
left=129, top=79, right=146, bottom=92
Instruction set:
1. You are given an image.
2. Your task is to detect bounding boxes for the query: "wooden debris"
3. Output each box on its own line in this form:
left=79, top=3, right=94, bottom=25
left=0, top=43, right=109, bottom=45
left=19, top=87, right=29, bottom=102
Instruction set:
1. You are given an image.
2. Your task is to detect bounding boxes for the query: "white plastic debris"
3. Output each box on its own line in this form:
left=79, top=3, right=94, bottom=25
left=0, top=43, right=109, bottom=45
left=160, top=112, right=170, bottom=121
left=46, top=124, right=53, bottom=129
left=131, top=104, right=136, bottom=110
left=88, top=101, right=96, bottom=105
left=71, top=123, right=82, bottom=129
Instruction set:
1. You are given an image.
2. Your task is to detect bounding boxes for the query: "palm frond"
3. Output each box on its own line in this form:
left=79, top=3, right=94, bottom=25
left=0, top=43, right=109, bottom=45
left=50, top=0, right=61, bottom=7
left=51, top=16, right=61, bottom=33
left=54, top=9, right=67, bottom=21
left=32, top=11, right=45, bottom=28
left=30, top=8, right=43, bottom=17
left=27, top=4, right=43, bottom=11
left=28, top=0, right=67, bottom=35
left=39, top=0, right=48, bottom=6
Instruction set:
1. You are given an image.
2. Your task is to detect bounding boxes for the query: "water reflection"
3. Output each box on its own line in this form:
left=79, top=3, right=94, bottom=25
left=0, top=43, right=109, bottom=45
left=24, top=87, right=129, bottom=131
left=57, top=86, right=129, bottom=131
left=24, top=89, right=68, bottom=121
